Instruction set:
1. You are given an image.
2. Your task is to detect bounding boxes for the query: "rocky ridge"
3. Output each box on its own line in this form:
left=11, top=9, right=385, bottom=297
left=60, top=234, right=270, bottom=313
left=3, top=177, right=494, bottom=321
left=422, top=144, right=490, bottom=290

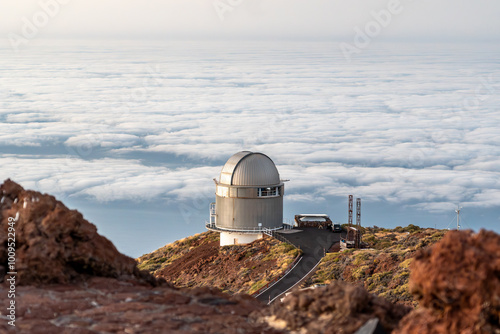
left=0, top=179, right=154, bottom=285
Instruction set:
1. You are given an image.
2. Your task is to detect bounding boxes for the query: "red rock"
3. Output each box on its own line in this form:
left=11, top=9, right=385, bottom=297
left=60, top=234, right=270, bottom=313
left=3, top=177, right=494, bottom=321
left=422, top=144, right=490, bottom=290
left=0, top=276, right=283, bottom=333
left=0, top=179, right=153, bottom=285
left=397, top=230, right=500, bottom=333
left=261, top=280, right=411, bottom=333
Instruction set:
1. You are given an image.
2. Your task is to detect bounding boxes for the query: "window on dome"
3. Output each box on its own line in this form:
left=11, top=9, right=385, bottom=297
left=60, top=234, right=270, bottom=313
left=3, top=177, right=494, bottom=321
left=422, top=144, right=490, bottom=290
left=258, top=187, right=280, bottom=197
left=216, top=186, right=229, bottom=197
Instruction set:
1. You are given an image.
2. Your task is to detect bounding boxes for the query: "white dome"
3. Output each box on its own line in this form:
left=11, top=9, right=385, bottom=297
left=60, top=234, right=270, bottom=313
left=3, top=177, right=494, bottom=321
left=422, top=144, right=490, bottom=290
left=219, top=151, right=280, bottom=186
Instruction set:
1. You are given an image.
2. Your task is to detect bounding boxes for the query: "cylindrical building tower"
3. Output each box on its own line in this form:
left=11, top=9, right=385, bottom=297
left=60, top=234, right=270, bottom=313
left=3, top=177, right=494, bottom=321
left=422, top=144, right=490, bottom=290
left=207, top=151, right=284, bottom=246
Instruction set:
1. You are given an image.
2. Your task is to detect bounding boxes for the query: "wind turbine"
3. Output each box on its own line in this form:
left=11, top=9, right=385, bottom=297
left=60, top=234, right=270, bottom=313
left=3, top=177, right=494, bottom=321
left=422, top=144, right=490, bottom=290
left=455, top=204, right=463, bottom=230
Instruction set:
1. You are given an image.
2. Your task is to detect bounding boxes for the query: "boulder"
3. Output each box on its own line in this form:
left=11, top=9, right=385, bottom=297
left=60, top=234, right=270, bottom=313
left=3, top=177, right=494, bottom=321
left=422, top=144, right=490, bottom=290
left=0, top=179, right=155, bottom=285
left=397, top=229, right=500, bottom=333
left=261, top=281, right=411, bottom=333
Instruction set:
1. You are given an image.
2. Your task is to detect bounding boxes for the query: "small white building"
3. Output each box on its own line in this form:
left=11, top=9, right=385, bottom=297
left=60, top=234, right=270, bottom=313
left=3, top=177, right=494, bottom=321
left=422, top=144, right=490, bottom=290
left=207, top=151, right=285, bottom=246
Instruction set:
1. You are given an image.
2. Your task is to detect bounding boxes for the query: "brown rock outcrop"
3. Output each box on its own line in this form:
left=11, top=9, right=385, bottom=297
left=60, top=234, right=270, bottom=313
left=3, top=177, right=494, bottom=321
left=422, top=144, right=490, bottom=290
left=0, top=179, right=154, bottom=285
left=0, top=277, right=282, bottom=333
left=261, top=281, right=411, bottom=333
left=397, top=230, right=500, bottom=333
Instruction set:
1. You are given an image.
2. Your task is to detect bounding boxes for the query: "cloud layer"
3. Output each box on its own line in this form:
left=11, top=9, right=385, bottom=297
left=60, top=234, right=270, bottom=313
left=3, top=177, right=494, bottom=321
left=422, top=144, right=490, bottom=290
left=1, top=41, right=499, bottom=216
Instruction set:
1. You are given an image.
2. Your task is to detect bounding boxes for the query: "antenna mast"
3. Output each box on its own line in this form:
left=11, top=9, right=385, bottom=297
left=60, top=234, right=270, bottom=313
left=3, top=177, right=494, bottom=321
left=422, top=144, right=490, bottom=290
left=347, top=195, right=354, bottom=243
left=348, top=195, right=353, bottom=228
left=356, top=198, right=361, bottom=248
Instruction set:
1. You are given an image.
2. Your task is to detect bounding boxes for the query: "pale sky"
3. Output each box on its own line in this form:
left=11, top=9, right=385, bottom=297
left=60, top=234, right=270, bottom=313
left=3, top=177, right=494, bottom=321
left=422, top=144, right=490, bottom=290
left=1, top=0, right=500, bottom=41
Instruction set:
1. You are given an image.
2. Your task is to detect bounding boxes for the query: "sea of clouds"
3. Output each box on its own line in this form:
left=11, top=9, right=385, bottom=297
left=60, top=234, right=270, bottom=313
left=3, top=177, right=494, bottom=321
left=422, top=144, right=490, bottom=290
left=1, top=40, right=499, bottom=254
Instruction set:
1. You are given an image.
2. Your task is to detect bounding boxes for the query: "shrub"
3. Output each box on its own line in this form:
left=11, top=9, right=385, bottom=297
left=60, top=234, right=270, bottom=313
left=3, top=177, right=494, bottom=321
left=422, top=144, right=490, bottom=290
left=248, top=279, right=267, bottom=295
left=405, top=224, right=421, bottom=233
left=394, top=226, right=404, bottom=233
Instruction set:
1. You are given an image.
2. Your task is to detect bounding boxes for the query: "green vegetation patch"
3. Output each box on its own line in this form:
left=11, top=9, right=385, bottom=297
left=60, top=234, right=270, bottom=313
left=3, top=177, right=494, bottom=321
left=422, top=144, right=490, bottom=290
left=248, top=279, right=268, bottom=295
left=305, top=225, right=447, bottom=306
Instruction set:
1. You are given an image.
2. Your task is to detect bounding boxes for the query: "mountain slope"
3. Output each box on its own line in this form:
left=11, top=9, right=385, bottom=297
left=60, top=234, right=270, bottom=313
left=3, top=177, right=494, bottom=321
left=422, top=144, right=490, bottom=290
left=304, top=226, right=448, bottom=306
left=137, top=232, right=301, bottom=295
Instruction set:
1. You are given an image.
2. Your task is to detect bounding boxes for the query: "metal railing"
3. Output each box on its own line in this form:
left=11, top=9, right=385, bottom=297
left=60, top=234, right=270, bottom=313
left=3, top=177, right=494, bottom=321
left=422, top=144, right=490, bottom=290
left=251, top=252, right=302, bottom=297
left=265, top=225, right=299, bottom=248
left=205, top=222, right=298, bottom=246
left=205, top=222, right=283, bottom=234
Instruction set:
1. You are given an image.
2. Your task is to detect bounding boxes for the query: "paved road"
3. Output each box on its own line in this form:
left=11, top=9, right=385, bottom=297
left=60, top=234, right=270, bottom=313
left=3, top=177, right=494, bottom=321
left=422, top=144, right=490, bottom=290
left=256, top=227, right=340, bottom=304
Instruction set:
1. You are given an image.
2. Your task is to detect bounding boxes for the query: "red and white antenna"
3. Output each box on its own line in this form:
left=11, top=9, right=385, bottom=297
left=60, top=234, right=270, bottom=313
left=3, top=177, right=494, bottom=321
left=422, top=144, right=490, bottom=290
left=348, top=195, right=353, bottom=227
left=356, top=198, right=361, bottom=248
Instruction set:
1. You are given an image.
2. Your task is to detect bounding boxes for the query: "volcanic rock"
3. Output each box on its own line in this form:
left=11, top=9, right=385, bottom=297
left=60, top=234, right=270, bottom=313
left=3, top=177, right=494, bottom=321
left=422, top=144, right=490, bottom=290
left=397, top=229, right=500, bottom=333
left=261, top=281, right=411, bottom=334
left=0, top=277, right=282, bottom=333
left=0, top=179, right=154, bottom=285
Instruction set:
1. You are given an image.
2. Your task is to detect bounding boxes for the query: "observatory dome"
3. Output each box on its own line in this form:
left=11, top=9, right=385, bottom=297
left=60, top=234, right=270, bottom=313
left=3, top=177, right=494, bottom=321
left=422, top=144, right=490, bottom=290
left=219, top=151, right=280, bottom=186
left=208, top=150, right=285, bottom=246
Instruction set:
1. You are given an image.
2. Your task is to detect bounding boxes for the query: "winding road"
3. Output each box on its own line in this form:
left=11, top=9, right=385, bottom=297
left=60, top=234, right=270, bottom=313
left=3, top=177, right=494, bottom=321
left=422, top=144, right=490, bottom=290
left=256, top=227, right=340, bottom=304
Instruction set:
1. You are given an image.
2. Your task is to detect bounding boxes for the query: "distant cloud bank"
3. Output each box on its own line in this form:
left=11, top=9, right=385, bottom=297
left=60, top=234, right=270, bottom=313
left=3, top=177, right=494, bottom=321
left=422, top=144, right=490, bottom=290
left=1, top=41, right=499, bottom=215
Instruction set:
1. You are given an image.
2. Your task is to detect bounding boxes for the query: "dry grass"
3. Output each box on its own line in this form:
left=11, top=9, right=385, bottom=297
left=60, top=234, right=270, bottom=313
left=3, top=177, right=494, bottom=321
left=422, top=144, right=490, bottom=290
left=137, top=232, right=301, bottom=295
left=306, top=226, right=447, bottom=306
